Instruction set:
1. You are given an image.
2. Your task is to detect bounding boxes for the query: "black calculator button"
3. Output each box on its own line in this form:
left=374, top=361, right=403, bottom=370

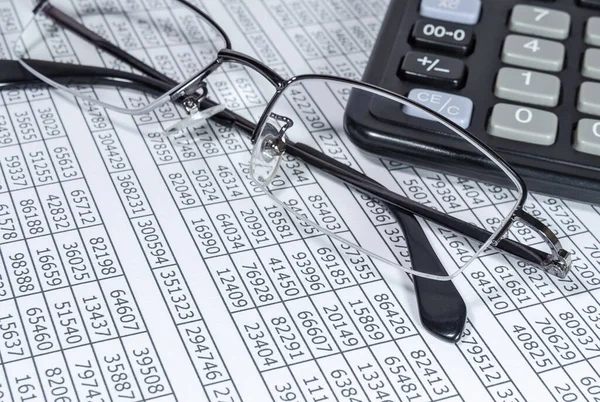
left=410, top=20, right=474, bottom=55
left=578, top=0, right=600, bottom=9
left=399, top=51, right=467, bottom=89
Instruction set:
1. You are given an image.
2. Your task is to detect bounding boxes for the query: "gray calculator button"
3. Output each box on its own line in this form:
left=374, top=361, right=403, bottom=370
left=578, top=82, right=600, bottom=116
left=582, top=48, right=600, bottom=80
left=420, top=0, right=482, bottom=25
left=404, top=88, right=473, bottom=128
left=586, top=17, right=600, bottom=47
left=487, top=103, right=557, bottom=145
left=574, top=119, right=600, bottom=157
left=502, top=34, right=565, bottom=72
left=509, top=5, right=571, bottom=40
left=495, top=67, right=560, bottom=107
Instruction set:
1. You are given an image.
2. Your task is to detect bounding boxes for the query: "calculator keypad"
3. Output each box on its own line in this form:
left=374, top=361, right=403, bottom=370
left=396, top=0, right=600, bottom=154
left=355, top=0, right=600, bottom=201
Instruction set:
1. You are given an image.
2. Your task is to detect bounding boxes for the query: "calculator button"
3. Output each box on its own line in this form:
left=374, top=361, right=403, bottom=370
left=502, top=34, right=565, bottom=72
left=578, top=82, right=600, bottom=116
left=399, top=51, right=466, bottom=89
left=582, top=48, right=600, bottom=81
left=586, top=17, right=600, bottom=47
left=420, top=0, right=482, bottom=25
left=494, top=67, right=560, bottom=107
left=411, top=19, right=474, bottom=55
left=578, top=0, right=600, bottom=10
left=509, top=5, right=570, bottom=40
left=404, top=88, right=473, bottom=128
left=574, top=119, right=600, bottom=157
left=487, top=103, right=557, bottom=145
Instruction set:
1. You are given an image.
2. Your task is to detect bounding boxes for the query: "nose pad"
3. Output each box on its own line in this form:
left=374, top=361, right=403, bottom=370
left=250, top=122, right=287, bottom=186
left=164, top=104, right=226, bottom=135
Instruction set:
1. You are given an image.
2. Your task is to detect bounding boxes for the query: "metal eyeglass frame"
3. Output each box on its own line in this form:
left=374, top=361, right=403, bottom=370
left=8, top=0, right=571, bottom=280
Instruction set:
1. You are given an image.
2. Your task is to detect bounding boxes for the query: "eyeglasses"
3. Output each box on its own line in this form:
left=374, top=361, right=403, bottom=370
left=6, top=0, right=571, bottom=282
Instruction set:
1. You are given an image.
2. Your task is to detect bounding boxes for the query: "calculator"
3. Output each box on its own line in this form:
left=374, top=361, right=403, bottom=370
left=345, top=0, right=600, bottom=203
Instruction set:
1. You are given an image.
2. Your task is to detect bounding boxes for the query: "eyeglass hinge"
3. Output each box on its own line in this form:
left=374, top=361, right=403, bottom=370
left=543, top=248, right=571, bottom=279
left=176, top=82, right=208, bottom=115
left=513, top=209, right=572, bottom=279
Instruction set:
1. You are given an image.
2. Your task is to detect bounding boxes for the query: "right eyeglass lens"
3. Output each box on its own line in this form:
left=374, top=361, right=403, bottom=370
left=15, top=0, right=226, bottom=112
left=251, top=78, right=524, bottom=280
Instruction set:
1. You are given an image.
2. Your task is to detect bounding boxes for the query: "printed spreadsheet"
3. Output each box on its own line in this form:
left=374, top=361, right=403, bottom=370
left=0, top=0, right=600, bottom=401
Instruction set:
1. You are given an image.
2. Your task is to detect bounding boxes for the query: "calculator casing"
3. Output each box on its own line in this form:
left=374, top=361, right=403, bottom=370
left=345, top=0, right=600, bottom=203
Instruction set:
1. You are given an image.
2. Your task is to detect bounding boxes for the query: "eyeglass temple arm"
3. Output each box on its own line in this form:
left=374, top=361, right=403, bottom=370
left=0, top=59, right=256, bottom=134
left=39, top=1, right=232, bottom=83
left=41, top=3, right=173, bottom=84
left=35, top=2, right=253, bottom=132
left=2, top=58, right=168, bottom=90
left=289, top=141, right=563, bottom=275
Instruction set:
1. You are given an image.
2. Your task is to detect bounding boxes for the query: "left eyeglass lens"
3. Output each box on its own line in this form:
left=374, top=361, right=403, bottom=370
left=15, top=0, right=226, bottom=112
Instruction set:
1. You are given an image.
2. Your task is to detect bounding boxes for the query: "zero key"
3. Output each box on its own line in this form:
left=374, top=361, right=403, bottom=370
left=399, top=51, right=467, bottom=89
left=488, top=103, right=557, bottom=146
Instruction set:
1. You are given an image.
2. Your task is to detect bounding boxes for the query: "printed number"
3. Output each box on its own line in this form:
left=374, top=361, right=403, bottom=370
left=521, top=71, right=532, bottom=86
left=524, top=39, right=540, bottom=53
left=533, top=8, right=549, bottom=22
left=515, top=108, right=533, bottom=124
left=593, top=122, right=600, bottom=138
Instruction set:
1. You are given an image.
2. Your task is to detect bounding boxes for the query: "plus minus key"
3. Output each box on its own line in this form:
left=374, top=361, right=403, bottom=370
left=399, top=51, right=467, bottom=89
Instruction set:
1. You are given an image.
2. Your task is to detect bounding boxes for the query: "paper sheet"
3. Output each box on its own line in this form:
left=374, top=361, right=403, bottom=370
left=0, top=0, right=599, bottom=401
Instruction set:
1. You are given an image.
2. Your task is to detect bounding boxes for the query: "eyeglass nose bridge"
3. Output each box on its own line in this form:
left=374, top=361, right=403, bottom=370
left=171, top=49, right=287, bottom=105
left=510, top=208, right=571, bottom=278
